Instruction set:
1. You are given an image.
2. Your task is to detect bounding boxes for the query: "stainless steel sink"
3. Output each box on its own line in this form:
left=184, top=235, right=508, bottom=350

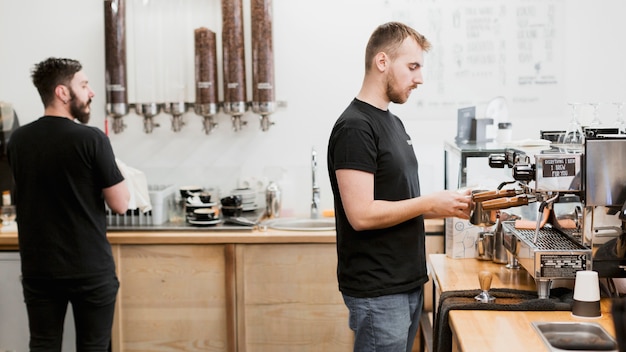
left=532, top=322, right=618, bottom=351
left=266, top=218, right=335, bottom=231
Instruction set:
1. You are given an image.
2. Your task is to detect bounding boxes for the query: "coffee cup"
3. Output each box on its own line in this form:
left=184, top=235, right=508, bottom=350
left=198, top=192, right=212, bottom=204
left=572, top=270, right=601, bottom=318
left=193, top=207, right=218, bottom=221
left=221, top=195, right=243, bottom=207
left=180, top=185, right=203, bottom=198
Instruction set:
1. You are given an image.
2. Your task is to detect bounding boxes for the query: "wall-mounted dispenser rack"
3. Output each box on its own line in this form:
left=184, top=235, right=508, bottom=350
left=103, top=0, right=278, bottom=134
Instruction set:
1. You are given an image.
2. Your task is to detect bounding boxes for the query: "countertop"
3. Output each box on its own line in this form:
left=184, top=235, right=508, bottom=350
left=449, top=309, right=616, bottom=352
left=0, top=218, right=444, bottom=248
left=428, top=253, right=537, bottom=293
left=428, top=254, right=618, bottom=352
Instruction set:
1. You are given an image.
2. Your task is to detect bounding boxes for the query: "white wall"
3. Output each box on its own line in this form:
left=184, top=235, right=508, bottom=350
left=1, top=0, right=625, bottom=217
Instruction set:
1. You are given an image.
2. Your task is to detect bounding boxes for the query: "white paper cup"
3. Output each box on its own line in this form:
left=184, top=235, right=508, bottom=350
left=572, top=270, right=601, bottom=318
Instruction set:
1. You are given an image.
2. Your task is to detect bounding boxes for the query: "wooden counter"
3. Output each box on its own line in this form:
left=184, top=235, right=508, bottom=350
left=0, top=228, right=339, bottom=247
left=428, top=253, right=536, bottom=293
left=0, top=220, right=443, bottom=352
left=428, top=254, right=618, bottom=352
left=0, top=218, right=444, bottom=247
left=449, top=308, right=616, bottom=352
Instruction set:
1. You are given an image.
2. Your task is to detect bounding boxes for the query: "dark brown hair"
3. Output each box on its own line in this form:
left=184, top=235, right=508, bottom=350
left=31, top=57, right=82, bottom=107
left=364, top=22, right=431, bottom=71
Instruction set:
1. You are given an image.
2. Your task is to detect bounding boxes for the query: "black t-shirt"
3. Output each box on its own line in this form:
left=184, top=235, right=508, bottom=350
left=7, top=116, right=124, bottom=279
left=327, top=99, right=427, bottom=298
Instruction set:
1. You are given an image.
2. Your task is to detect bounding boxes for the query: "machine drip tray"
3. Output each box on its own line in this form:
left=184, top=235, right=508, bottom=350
left=502, top=222, right=592, bottom=286
left=510, top=226, right=584, bottom=251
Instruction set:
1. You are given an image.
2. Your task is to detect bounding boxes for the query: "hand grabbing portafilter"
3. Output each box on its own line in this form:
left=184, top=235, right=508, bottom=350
left=475, top=270, right=496, bottom=303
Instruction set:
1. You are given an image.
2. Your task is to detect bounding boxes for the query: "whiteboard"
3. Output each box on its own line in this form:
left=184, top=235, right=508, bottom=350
left=383, top=0, right=565, bottom=120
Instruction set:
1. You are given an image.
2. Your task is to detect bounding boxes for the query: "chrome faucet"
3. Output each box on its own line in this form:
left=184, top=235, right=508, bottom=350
left=311, top=147, right=320, bottom=219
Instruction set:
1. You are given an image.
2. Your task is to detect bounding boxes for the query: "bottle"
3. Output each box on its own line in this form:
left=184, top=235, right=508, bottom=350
left=265, top=182, right=281, bottom=218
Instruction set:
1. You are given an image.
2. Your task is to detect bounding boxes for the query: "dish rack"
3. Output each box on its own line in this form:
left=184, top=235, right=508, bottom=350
left=106, top=184, right=176, bottom=226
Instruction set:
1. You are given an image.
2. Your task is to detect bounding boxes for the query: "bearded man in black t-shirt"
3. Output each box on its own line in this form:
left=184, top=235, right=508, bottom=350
left=8, top=57, right=129, bottom=351
left=327, top=22, right=472, bottom=352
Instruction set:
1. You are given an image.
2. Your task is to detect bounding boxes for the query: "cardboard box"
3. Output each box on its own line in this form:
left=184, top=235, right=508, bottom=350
left=445, top=217, right=493, bottom=259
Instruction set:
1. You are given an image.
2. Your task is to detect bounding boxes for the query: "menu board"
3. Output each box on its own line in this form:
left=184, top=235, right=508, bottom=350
left=382, top=0, right=565, bottom=120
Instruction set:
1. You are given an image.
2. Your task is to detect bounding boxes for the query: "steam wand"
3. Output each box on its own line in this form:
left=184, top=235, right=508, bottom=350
left=533, top=193, right=559, bottom=244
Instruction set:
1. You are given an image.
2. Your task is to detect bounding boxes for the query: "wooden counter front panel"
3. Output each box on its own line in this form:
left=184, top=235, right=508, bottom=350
left=114, top=244, right=229, bottom=351
left=236, top=243, right=353, bottom=352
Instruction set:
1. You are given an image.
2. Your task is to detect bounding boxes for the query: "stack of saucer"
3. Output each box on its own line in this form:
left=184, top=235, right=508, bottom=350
left=185, top=192, right=221, bottom=226
left=188, top=207, right=220, bottom=225
left=230, top=188, right=258, bottom=212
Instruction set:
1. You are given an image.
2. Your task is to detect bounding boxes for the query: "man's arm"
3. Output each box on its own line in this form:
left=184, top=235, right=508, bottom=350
left=103, top=180, right=130, bottom=214
left=336, top=169, right=470, bottom=231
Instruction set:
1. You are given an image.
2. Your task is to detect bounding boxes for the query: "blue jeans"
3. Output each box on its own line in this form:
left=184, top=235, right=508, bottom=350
left=342, top=286, right=424, bottom=352
left=22, top=272, right=119, bottom=352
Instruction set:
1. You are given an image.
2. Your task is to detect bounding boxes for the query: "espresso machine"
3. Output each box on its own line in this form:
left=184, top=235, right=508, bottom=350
left=481, top=135, right=626, bottom=299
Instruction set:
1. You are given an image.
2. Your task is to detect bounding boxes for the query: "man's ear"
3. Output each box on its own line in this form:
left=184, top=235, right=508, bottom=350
left=55, top=85, right=70, bottom=104
left=374, top=52, right=389, bottom=72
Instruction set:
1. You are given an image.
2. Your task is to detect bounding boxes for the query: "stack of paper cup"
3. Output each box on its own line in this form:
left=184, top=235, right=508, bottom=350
left=572, top=270, right=601, bottom=318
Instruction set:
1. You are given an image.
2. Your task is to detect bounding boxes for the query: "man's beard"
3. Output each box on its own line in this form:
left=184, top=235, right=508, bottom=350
left=68, top=89, right=91, bottom=124
left=385, top=69, right=412, bottom=105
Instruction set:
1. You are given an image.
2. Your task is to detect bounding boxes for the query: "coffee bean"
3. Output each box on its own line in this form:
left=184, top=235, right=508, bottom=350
left=251, top=0, right=275, bottom=104
left=194, top=27, right=218, bottom=105
left=222, top=0, right=247, bottom=104
left=104, top=0, right=128, bottom=106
